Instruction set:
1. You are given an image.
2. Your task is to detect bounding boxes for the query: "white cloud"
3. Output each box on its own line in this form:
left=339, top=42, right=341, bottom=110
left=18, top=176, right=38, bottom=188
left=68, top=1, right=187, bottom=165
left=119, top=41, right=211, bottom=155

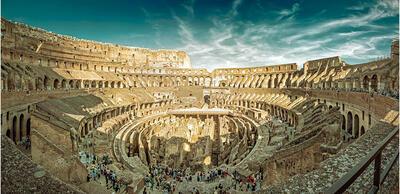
left=230, top=0, right=244, bottom=16
left=284, top=0, right=398, bottom=43
left=277, top=3, right=300, bottom=20
left=171, top=0, right=397, bottom=71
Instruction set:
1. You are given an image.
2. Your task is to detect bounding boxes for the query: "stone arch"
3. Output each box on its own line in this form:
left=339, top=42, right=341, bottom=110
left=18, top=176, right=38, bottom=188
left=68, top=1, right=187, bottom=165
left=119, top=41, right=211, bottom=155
left=267, top=79, right=272, bottom=88
left=354, top=114, right=359, bottom=138
left=274, top=76, right=278, bottom=88
left=111, top=81, right=115, bottom=88
left=370, top=74, right=378, bottom=91
left=12, top=116, right=17, bottom=143
left=105, top=81, right=109, bottom=88
left=98, top=81, right=103, bottom=88
left=61, top=79, right=67, bottom=89
left=44, top=76, right=50, bottom=90
left=80, top=126, right=84, bottom=137
left=26, top=79, right=34, bottom=90
left=341, top=115, right=346, bottom=131
left=91, top=81, right=97, bottom=88
left=54, top=79, right=60, bottom=89
left=362, top=75, right=370, bottom=90
left=69, top=80, right=74, bottom=89
left=19, top=114, right=24, bottom=141
left=36, top=77, right=43, bottom=90
left=26, top=118, right=31, bottom=137
left=347, top=112, right=353, bottom=136
left=84, top=80, right=90, bottom=88
left=75, top=80, right=81, bottom=89
left=117, top=81, right=122, bottom=88
left=360, top=126, right=365, bottom=136
left=84, top=122, right=88, bottom=135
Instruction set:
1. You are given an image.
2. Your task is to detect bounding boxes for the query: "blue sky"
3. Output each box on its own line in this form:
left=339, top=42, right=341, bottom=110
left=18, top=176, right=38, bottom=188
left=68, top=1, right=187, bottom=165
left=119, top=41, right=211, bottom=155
left=2, top=0, right=399, bottom=70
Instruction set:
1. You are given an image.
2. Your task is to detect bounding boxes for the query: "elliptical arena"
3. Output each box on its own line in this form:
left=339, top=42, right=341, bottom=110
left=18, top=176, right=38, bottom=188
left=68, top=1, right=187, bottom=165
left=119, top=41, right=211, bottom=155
left=1, top=19, right=399, bottom=193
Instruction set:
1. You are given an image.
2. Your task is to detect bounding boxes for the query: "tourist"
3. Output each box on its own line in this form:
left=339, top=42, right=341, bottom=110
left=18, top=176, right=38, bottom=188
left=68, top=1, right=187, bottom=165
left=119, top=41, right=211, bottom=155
left=25, top=135, right=31, bottom=150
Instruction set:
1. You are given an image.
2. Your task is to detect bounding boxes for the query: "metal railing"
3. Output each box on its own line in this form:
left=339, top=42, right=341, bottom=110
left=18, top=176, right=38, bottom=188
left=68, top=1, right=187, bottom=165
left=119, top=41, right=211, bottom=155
left=325, top=127, right=399, bottom=194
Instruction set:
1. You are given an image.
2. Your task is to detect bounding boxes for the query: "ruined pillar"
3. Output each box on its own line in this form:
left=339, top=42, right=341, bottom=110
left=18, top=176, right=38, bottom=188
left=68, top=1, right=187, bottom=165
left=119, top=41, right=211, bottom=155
left=211, top=115, right=220, bottom=166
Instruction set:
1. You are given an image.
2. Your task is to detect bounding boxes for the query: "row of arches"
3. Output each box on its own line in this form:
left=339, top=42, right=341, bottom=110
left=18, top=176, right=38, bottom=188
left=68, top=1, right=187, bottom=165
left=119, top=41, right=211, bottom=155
left=303, top=74, right=383, bottom=93
left=218, top=73, right=292, bottom=89
left=77, top=99, right=176, bottom=138
left=362, top=74, right=379, bottom=91
left=2, top=75, right=126, bottom=92
left=123, top=75, right=213, bottom=88
left=5, top=113, right=31, bottom=143
left=79, top=104, right=136, bottom=137
left=339, top=111, right=365, bottom=139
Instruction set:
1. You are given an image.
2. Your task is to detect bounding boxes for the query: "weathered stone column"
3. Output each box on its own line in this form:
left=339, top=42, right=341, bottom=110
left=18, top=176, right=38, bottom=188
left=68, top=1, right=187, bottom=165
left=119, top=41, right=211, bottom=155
left=211, top=115, right=220, bottom=166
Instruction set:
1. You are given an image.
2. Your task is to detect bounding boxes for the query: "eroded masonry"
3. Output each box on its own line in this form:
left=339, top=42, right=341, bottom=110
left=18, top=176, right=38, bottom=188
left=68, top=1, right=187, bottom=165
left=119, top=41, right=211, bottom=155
left=1, top=18, right=399, bottom=193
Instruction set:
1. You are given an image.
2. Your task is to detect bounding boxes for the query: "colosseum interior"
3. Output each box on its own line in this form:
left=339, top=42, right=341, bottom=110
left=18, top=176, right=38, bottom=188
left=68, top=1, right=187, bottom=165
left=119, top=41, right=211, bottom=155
left=0, top=17, right=399, bottom=194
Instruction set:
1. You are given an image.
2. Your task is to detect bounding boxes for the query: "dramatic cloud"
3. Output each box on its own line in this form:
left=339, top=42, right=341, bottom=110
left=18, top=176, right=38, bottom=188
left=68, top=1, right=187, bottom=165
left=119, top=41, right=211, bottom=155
left=171, top=0, right=398, bottom=70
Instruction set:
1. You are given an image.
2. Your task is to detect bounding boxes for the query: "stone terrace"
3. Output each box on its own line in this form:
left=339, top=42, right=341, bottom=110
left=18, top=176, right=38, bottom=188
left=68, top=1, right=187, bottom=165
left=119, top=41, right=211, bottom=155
left=1, top=136, right=85, bottom=194
left=261, top=121, right=399, bottom=193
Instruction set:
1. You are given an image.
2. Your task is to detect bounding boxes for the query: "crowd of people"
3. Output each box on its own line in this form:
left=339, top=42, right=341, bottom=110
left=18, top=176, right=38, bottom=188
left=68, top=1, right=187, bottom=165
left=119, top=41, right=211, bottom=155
left=80, top=151, right=126, bottom=193
left=143, top=163, right=263, bottom=193
left=321, top=87, right=399, bottom=99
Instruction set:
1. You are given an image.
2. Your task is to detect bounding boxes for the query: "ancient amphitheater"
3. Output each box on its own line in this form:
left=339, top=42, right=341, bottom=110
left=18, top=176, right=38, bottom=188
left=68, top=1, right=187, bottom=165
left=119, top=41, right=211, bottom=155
left=1, top=18, right=399, bottom=194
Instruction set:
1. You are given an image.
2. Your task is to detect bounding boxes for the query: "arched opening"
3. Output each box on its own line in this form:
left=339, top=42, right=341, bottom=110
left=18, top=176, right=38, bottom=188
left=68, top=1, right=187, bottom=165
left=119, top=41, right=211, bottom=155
left=362, top=76, right=370, bottom=90
left=117, top=81, right=122, bottom=88
left=19, top=114, right=24, bottom=141
left=36, top=77, right=43, bottom=90
left=12, top=116, right=17, bottom=143
left=329, top=105, right=333, bottom=109
left=354, top=114, right=359, bottom=138
left=91, top=81, right=96, bottom=88
left=360, top=126, right=365, bottom=136
left=111, top=81, right=115, bottom=88
left=27, top=79, right=34, bottom=90
left=26, top=118, right=31, bottom=137
left=267, top=79, right=272, bottom=88
left=84, top=123, right=88, bottom=135
left=84, top=80, right=90, bottom=88
left=341, top=115, right=346, bottom=130
left=69, top=80, right=74, bottom=89
left=274, top=76, right=278, bottom=88
left=44, top=76, right=49, bottom=90
left=6, top=129, right=11, bottom=139
left=53, top=79, right=59, bottom=89
left=99, top=81, right=103, bottom=88
left=80, top=127, right=84, bottom=137
left=370, top=74, right=378, bottom=92
left=347, top=112, right=353, bottom=137
left=61, top=79, right=67, bottom=89
left=105, top=81, right=109, bottom=88
left=75, top=80, right=81, bottom=89
left=204, top=95, right=210, bottom=104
